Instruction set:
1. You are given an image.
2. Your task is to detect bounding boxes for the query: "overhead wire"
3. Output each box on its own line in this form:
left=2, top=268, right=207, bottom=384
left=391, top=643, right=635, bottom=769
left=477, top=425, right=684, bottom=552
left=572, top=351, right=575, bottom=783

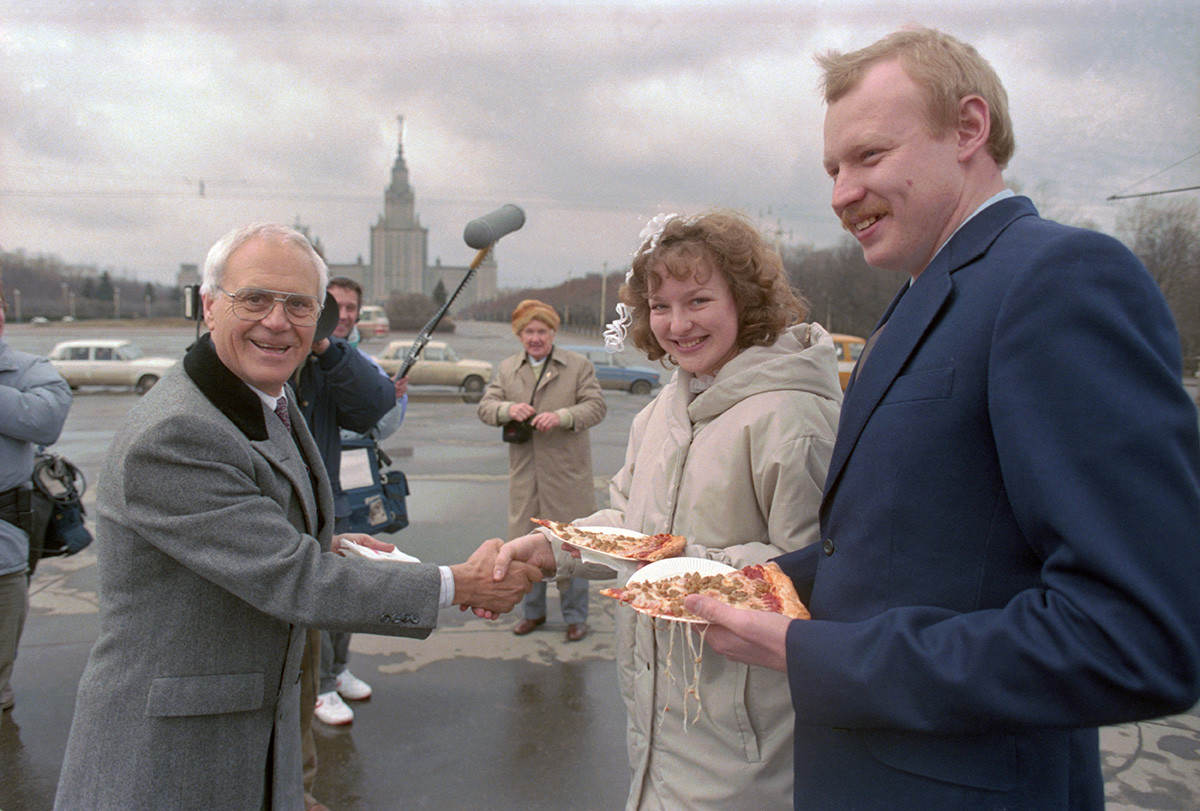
left=1107, top=150, right=1200, bottom=201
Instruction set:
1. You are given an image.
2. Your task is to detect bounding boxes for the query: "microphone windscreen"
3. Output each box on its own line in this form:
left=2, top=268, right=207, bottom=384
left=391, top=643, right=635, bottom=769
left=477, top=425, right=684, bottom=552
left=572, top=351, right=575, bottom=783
left=463, top=204, right=526, bottom=249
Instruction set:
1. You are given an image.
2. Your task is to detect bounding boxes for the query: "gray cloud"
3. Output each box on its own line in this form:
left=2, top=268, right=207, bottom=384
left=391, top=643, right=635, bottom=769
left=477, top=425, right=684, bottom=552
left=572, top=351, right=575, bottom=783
left=1, top=0, right=1197, bottom=288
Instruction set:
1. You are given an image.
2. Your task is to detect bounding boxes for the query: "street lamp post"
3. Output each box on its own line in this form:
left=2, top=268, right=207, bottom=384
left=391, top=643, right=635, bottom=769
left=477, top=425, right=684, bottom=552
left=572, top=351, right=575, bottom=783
left=599, top=262, right=608, bottom=330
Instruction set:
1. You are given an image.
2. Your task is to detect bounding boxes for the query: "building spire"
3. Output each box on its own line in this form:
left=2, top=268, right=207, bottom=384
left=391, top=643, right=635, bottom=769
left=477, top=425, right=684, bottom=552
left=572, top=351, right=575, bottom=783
left=381, top=113, right=416, bottom=229
left=387, top=114, right=413, bottom=205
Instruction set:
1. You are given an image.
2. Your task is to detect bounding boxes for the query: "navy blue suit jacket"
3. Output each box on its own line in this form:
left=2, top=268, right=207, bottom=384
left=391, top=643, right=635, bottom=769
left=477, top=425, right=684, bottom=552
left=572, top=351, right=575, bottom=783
left=775, top=196, right=1200, bottom=809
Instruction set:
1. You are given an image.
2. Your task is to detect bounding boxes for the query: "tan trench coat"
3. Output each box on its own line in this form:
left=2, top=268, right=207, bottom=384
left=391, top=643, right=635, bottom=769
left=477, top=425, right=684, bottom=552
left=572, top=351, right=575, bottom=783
left=478, top=347, right=607, bottom=538
left=565, top=324, right=842, bottom=810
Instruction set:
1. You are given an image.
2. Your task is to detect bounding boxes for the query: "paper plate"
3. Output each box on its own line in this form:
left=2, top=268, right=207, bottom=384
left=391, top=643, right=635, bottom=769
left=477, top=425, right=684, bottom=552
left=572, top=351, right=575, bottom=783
left=339, top=539, right=421, bottom=563
left=620, top=557, right=737, bottom=623
left=536, top=524, right=650, bottom=567
left=626, top=556, right=735, bottom=585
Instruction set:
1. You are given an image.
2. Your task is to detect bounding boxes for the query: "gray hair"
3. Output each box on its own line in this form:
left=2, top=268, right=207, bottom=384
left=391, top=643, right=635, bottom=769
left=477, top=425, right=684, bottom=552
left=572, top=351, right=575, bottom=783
left=200, top=223, right=328, bottom=297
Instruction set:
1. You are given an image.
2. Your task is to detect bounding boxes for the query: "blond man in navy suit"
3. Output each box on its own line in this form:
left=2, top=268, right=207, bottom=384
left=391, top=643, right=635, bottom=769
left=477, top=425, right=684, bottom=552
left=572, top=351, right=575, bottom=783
left=683, top=28, right=1200, bottom=809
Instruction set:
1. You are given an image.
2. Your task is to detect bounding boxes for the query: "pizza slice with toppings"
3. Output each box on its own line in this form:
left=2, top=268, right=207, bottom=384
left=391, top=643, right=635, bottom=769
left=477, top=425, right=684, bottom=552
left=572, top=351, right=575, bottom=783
left=531, top=518, right=686, bottom=562
left=600, top=562, right=809, bottom=621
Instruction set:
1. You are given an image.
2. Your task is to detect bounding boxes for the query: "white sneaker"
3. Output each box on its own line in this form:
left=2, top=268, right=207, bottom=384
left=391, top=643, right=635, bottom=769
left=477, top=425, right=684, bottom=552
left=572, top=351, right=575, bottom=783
left=335, top=669, right=373, bottom=701
left=314, top=691, right=354, bottom=725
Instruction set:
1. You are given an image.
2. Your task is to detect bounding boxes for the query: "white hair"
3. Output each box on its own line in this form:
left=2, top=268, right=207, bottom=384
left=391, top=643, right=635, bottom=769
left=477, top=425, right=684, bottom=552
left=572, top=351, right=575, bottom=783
left=200, top=223, right=328, bottom=297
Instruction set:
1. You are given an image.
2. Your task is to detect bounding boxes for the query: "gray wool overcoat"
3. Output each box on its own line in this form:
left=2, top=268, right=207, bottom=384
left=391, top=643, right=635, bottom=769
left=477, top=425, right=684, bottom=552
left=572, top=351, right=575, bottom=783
left=54, top=336, right=442, bottom=810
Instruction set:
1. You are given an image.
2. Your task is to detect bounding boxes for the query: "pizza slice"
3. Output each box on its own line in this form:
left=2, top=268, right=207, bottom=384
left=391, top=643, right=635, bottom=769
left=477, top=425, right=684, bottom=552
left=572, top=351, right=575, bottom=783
left=601, top=561, right=809, bottom=621
left=531, top=518, right=686, bottom=562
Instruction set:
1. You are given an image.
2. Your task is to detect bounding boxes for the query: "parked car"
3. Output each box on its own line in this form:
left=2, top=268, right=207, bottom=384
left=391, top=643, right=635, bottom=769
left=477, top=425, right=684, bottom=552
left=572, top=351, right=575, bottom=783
left=48, top=339, right=176, bottom=394
left=357, top=305, right=390, bottom=337
left=562, top=345, right=661, bottom=395
left=830, top=333, right=866, bottom=390
left=374, top=340, right=492, bottom=396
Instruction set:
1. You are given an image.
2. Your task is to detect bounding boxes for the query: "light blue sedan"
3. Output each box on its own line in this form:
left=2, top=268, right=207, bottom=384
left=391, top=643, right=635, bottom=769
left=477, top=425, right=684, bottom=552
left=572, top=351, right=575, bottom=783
left=563, top=345, right=661, bottom=395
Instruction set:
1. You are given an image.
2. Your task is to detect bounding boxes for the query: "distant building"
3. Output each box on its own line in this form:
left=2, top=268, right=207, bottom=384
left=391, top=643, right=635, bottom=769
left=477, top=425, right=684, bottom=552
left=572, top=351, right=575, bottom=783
left=325, top=117, right=498, bottom=312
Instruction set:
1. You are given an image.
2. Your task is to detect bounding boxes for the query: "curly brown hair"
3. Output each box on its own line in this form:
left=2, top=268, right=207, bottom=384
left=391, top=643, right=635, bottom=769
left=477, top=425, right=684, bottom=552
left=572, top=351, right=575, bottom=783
left=619, top=210, right=809, bottom=363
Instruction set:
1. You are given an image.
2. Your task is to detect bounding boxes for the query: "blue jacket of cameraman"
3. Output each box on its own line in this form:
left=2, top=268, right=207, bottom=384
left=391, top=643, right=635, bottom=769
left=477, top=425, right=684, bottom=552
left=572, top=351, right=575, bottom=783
left=292, top=337, right=394, bottom=525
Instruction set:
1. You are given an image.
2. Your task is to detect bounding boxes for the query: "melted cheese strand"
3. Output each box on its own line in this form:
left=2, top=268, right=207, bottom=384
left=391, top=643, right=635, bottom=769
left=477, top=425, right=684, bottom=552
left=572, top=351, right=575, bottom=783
left=684, top=623, right=707, bottom=727
left=656, top=617, right=676, bottom=736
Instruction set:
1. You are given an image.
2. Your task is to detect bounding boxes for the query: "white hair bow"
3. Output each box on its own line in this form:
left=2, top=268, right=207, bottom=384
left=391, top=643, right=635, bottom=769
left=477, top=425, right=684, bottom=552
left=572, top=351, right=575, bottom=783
left=603, top=213, right=678, bottom=352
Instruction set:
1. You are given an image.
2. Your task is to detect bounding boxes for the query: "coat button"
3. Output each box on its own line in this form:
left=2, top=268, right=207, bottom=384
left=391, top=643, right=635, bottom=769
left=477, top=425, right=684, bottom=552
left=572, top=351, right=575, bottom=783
left=822, top=538, right=835, bottom=556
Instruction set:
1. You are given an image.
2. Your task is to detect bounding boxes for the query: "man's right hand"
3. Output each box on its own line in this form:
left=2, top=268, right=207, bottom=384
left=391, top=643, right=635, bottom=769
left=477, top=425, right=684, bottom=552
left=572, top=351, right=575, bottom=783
left=466, top=533, right=557, bottom=619
left=493, top=532, right=557, bottom=581
left=450, top=538, right=542, bottom=616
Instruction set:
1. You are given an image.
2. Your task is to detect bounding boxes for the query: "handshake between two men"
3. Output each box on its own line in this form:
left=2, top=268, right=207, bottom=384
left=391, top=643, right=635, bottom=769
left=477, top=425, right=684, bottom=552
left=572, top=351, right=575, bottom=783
left=333, top=535, right=548, bottom=616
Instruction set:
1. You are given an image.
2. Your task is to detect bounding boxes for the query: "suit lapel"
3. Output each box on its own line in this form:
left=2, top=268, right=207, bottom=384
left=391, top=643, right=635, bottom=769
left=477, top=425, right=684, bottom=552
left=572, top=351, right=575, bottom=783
left=290, top=397, right=333, bottom=537
left=823, top=195, right=1037, bottom=505
left=252, top=399, right=321, bottom=537
left=826, top=265, right=952, bottom=493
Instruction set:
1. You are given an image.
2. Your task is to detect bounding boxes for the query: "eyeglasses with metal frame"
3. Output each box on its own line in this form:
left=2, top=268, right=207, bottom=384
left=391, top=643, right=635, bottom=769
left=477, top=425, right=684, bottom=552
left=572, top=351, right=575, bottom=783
left=216, top=286, right=323, bottom=326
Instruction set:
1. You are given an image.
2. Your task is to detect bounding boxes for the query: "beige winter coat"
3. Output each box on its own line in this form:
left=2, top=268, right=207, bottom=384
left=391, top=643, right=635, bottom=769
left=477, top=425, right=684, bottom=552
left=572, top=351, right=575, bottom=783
left=567, top=323, right=842, bottom=810
left=478, top=347, right=607, bottom=538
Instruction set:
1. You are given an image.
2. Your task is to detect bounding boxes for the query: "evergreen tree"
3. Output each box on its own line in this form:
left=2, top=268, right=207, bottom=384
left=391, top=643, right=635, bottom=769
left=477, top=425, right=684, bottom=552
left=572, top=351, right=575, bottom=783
left=96, top=271, right=114, bottom=302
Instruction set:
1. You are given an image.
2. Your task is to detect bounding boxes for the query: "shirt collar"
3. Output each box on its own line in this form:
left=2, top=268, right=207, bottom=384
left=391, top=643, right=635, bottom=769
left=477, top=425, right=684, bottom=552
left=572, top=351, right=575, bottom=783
left=920, top=188, right=1016, bottom=282
left=938, top=189, right=1015, bottom=259
left=247, top=384, right=286, bottom=412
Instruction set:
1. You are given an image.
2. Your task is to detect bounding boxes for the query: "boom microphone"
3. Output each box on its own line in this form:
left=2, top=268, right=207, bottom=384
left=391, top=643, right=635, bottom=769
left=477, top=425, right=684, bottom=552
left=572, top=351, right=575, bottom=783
left=463, top=204, right=526, bottom=249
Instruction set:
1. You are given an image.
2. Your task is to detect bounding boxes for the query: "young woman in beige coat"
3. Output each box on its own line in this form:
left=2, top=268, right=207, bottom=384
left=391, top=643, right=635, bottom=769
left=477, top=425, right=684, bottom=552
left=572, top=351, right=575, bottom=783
left=495, top=211, right=842, bottom=809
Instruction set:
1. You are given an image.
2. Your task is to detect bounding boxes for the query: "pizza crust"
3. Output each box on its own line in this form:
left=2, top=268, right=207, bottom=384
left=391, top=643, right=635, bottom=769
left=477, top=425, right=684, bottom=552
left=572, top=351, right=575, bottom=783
left=759, top=562, right=810, bottom=619
left=531, top=518, right=685, bottom=562
left=644, top=533, right=687, bottom=561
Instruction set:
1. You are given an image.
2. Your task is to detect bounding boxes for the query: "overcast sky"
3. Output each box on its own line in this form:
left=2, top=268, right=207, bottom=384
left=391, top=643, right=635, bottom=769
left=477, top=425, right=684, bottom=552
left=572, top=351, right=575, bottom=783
left=3, top=0, right=1198, bottom=291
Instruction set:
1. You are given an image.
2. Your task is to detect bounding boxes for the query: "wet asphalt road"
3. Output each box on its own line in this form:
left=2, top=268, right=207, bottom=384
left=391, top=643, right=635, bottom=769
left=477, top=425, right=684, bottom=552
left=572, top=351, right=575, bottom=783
left=2, top=319, right=1200, bottom=810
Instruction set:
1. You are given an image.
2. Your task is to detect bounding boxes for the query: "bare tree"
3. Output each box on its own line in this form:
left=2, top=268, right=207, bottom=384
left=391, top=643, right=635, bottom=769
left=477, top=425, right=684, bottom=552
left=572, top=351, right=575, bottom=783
left=385, top=292, right=455, bottom=333
left=786, top=236, right=899, bottom=338
left=1118, top=199, right=1200, bottom=374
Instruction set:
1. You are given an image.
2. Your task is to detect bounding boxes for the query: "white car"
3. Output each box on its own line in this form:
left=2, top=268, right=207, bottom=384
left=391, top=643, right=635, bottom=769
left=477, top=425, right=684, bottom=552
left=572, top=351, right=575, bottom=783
left=357, top=305, right=390, bottom=337
left=374, top=339, right=492, bottom=397
left=48, top=339, right=177, bottom=394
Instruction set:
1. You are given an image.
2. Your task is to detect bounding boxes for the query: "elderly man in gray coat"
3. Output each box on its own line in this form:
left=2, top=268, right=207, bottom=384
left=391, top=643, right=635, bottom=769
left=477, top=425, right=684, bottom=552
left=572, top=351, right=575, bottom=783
left=54, top=223, right=540, bottom=810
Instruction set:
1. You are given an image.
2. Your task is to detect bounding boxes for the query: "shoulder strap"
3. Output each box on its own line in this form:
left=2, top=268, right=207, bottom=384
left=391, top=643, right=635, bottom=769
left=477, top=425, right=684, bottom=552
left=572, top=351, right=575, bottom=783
left=527, top=347, right=554, bottom=405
